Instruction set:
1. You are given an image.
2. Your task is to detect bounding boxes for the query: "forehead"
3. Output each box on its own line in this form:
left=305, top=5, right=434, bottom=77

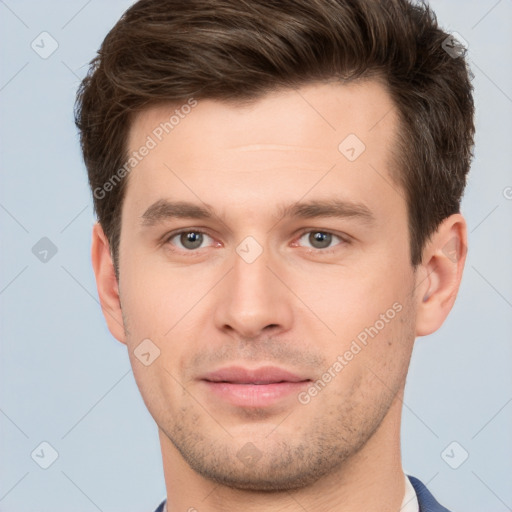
left=123, top=80, right=402, bottom=220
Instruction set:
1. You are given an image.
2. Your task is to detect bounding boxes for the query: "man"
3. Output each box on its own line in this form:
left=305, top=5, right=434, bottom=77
left=75, top=0, right=474, bottom=510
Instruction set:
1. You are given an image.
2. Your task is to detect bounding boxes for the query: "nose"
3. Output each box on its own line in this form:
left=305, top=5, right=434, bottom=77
left=213, top=244, right=293, bottom=340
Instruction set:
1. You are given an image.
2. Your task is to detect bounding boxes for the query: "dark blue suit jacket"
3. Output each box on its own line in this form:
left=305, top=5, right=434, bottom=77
left=409, top=476, right=452, bottom=511
left=153, top=475, right=451, bottom=511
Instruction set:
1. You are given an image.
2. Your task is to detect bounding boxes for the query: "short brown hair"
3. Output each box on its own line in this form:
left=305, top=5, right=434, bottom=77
left=75, top=0, right=475, bottom=274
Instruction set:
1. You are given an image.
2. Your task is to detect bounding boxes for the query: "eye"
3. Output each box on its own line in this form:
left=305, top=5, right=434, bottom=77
left=166, top=230, right=215, bottom=250
left=297, top=231, right=345, bottom=250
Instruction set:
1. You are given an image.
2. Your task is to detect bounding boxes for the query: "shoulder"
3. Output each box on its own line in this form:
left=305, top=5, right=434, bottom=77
left=408, top=475, right=453, bottom=512
left=152, top=500, right=166, bottom=512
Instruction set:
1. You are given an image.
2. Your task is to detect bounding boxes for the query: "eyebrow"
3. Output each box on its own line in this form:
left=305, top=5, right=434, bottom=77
left=140, top=198, right=375, bottom=227
left=278, top=199, right=375, bottom=223
left=141, top=200, right=213, bottom=226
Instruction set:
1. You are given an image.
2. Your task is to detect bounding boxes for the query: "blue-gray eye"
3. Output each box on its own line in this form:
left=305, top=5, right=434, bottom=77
left=299, top=231, right=341, bottom=249
left=180, top=232, right=203, bottom=249
left=309, top=232, right=332, bottom=248
left=169, top=231, right=209, bottom=250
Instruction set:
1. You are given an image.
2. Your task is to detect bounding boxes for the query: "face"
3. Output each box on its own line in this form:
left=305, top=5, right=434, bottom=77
left=117, top=80, right=419, bottom=490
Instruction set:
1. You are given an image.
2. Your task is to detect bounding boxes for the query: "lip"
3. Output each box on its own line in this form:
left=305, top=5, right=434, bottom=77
left=202, top=365, right=308, bottom=384
left=200, top=366, right=311, bottom=408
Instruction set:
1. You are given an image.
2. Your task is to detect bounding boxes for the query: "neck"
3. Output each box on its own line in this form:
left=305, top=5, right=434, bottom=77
left=160, top=392, right=405, bottom=512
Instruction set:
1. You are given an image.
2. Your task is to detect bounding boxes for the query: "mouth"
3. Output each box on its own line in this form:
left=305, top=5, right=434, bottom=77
left=200, top=366, right=311, bottom=408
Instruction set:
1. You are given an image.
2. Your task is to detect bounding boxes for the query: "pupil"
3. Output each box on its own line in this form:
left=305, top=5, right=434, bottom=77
left=181, top=232, right=203, bottom=249
left=310, top=232, right=331, bottom=249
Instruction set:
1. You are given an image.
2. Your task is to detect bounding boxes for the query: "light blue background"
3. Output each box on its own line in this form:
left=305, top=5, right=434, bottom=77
left=1, top=1, right=511, bottom=511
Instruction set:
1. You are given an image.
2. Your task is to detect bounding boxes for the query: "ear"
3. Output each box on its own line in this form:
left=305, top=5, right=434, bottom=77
left=91, top=222, right=126, bottom=344
left=414, top=213, right=467, bottom=337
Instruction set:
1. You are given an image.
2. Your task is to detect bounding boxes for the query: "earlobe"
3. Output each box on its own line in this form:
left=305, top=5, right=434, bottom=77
left=91, top=223, right=126, bottom=344
left=415, top=214, right=467, bottom=337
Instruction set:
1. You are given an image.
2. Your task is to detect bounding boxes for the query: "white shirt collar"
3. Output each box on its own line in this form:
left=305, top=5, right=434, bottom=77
left=400, top=474, right=420, bottom=512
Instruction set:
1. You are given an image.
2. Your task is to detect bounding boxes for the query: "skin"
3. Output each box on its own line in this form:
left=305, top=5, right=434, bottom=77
left=92, top=80, right=467, bottom=512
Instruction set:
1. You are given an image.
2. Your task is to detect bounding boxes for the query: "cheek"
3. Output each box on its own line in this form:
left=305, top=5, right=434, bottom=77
left=331, top=303, right=414, bottom=414
left=118, top=259, right=215, bottom=382
left=119, top=257, right=198, bottom=337
left=357, top=297, right=416, bottom=380
left=291, top=261, right=409, bottom=341
left=120, top=279, right=163, bottom=339
left=301, top=267, right=415, bottom=388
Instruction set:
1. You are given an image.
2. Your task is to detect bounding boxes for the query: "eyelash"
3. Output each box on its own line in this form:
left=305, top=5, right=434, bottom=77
left=163, top=228, right=349, bottom=254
